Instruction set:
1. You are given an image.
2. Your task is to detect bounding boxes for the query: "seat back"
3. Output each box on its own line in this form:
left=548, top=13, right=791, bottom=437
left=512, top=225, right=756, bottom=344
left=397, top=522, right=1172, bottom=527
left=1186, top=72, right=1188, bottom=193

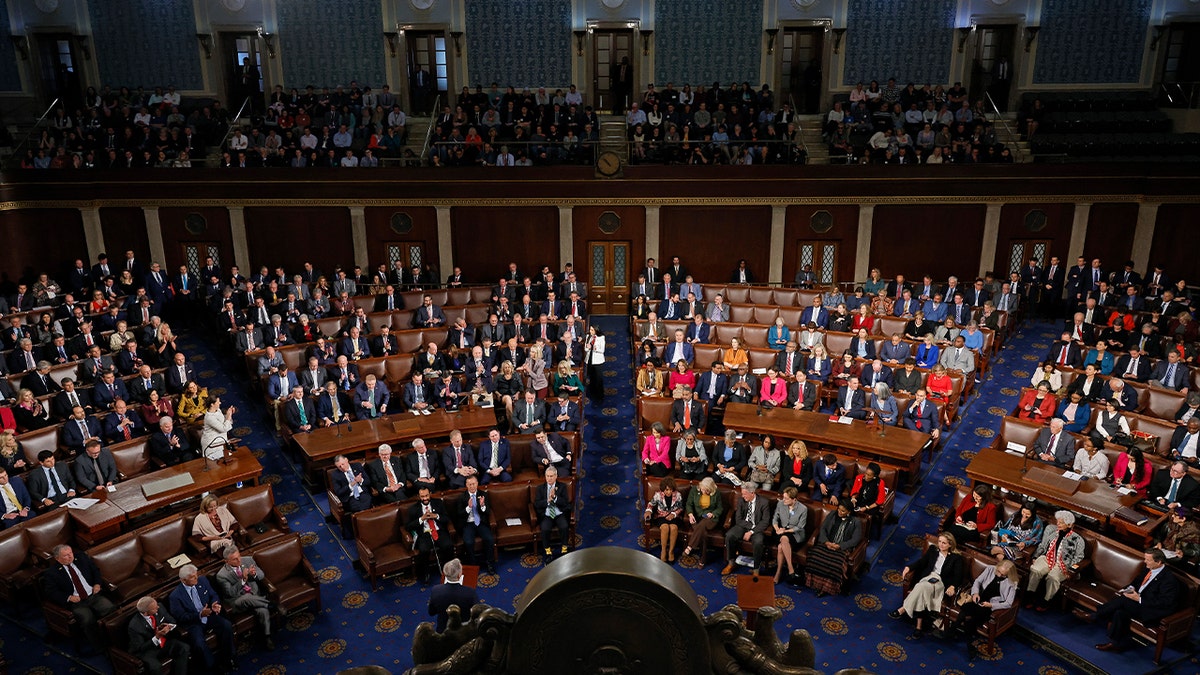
left=89, top=535, right=144, bottom=585
left=778, top=307, right=803, bottom=326
left=18, top=426, right=59, bottom=465
left=507, top=436, right=538, bottom=478
left=999, top=417, right=1043, bottom=451
left=694, top=344, right=721, bottom=370
left=110, top=439, right=151, bottom=477
left=23, top=509, right=73, bottom=561
left=356, top=358, right=388, bottom=383
left=824, top=332, right=853, bottom=356
left=225, top=484, right=278, bottom=529
left=488, top=483, right=530, bottom=520
left=740, top=325, right=769, bottom=348
left=1086, top=538, right=1139, bottom=589
left=383, top=354, right=415, bottom=385
left=751, top=307, right=778, bottom=325
left=773, top=289, right=799, bottom=308
left=748, top=349, right=777, bottom=371
left=0, top=528, right=31, bottom=576
left=877, top=316, right=907, bottom=337
left=253, top=533, right=307, bottom=581
left=638, top=397, right=675, bottom=431
left=748, top=288, right=775, bottom=306
left=728, top=305, right=755, bottom=324
left=354, top=505, right=404, bottom=553
left=137, top=516, right=191, bottom=566
left=1145, top=387, right=1185, bottom=421
left=396, top=331, right=425, bottom=353
left=723, top=287, right=750, bottom=303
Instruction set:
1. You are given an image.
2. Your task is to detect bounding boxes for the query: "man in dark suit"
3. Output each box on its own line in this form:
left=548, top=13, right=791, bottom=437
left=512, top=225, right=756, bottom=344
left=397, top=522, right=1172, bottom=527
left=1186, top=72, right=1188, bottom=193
left=721, top=482, right=773, bottom=577
left=414, top=294, right=446, bottom=328
left=773, top=342, right=803, bottom=376
left=365, top=443, right=408, bottom=503
left=670, top=387, right=706, bottom=433
left=1171, top=420, right=1200, bottom=466
left=695, top=362, right=729, bottom=414
left=91, top=370, right=130, bottom=410
left=282, top=386, right=317, bottom=434
left=73, top=440, right=119, bottom=493
left=316, top=381, right=351, bottom=427
left=1149, top=351, right=1190, bottom=392
left=834, top=376, right=868, bottom=419
left=902, top=389, right=941, bottom=440
left=1029, top=419, right=1076, bottom=466
left=128, top=595, right=190, bottom=675
left=428, top=558, right=480, bottom=631
left=373, top=284, right=404, bottom=312
left=328, top=355, right=360, bottom=392
left=128, top=365, right=166, bottom=405
left=20, top=361, right=61, bottom=398
left=408, top=486, right=454, bottom=584
left=1044, top=332, right=1084, bottom=368
left=513, top=390, right=547, bottom=434
left=405, top=439, right=444, bottom=492
left=148, top=417, right=195, bottom=466
left=447, top=318, right=476, bottom=350
left=1065, top=256, right=1089, bottom=312
left=331, top=454, right=373, bottom=514
left=0, top=467, right=33, bottom=529
left=684, top=315, right=711, bottom=345
left=441, top=430, right=479, bottom=489
left=727, top=363, right=759, bottom=404
left=43, top=545, right=116, bottom=651
left=476, top=429, right=512, bottom=484
left=1040, top=256, right=1065, bottom=317
left=531, top=430, right=573, bottom=475
left=1093, top=548, right=1181, bottom=653
left=168, top=564, right=235, bottom=673
left=401, top=372, right=434, bottom=414
left=455, top=476, right=497, bottom=574
left=1113, top=347, right=1151, bottom=382
left=68, top=259, right=92, bottom=296
left=534, top=466, right=572, bottom=563
left=163, top=353, right=195, bottom=395
left=52, top=379, right=93, bottom=421
left=1148, top=462, right=1200, bottom=509
left=788, top=371, right=819, bottom=411
left=548, top=393, right=581, bottom=432
left=27, top=450, right=77, bottom=509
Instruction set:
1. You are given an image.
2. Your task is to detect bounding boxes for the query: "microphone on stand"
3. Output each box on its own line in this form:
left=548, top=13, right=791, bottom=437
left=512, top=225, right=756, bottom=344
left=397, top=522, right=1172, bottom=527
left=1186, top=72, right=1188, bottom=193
left=201, top=438, right=224, bottom=472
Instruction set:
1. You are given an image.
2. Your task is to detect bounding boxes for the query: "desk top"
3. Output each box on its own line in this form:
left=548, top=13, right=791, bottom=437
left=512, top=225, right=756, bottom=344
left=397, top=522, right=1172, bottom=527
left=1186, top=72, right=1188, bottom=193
left=721, top=403, right=928, bottom=466
left=965, top=448, right=1140, bottom=521
left=295, top=407, right=499, bottom=464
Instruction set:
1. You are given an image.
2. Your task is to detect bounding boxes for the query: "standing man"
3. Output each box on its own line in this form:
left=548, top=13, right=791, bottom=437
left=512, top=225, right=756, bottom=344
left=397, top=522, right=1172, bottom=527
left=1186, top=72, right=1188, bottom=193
left=610, top=56, right=634, bottom=115
left=456, top=476, right=497, bottom=575
left=408, top=487, right=453, bottom=584
left=428, top=558, right=479, bottom=632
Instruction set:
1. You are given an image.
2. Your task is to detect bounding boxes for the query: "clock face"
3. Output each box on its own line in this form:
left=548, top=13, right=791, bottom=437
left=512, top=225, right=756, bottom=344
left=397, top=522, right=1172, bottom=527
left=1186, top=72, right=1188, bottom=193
left=411, top=0, right=436, bottom=10
left=220, top=0, right=246, bottom=12
left=598, top=152, right=621, bottom=176
left=601, top=0, right=626, bottom=9
left=35, top=0, right=60, bottom=13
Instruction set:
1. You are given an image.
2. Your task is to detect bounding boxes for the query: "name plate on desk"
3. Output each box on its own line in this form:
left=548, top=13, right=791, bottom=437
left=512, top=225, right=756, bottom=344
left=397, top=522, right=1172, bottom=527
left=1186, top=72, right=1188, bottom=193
left=1024, top=466, right=1080, bottom=495
left=392, top=418, right=422, bottom=434
left=142, top=473, right=195, bottom=498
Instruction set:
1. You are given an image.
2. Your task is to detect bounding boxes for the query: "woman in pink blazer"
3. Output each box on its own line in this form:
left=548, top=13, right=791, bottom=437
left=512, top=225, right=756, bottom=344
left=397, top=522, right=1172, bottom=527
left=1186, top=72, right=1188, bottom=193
left=759, top=367, right=789, bottom=407
left=642, top=422, right=672, bottom=478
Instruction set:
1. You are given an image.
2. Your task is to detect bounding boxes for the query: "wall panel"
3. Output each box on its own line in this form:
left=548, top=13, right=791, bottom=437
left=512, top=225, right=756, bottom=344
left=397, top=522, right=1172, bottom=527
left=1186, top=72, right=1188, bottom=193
left=871, top=205, right=987, bottom=281
left=1149, top=204, right=1200, bottom=284
left=450, top=207, right=559, bottom=283
left=843, top=0, right=956, bottom=85
left=87, top=0, right=203, bottom=90
left=993, top=203, right=1076, bottom=275
left=659, top=206, right=771, bottom=284
left=464, top=0, right=571, bottom=87
left=99, top=208, right=149, bottom=265
left=243, top=207, right=353, bottom=274
left=364, top=207, right=440, bottom=281
left=783, top=205, right=859, bottom=287
left=655, top=0, right=764, bottom=84
left=0, top=209, right=87, bottom=283
left=1033, top=0, right=1151, bottom=84
left=1083, top=203, right=1139, bottom=270
left=157, top=207, right=235, bottom=273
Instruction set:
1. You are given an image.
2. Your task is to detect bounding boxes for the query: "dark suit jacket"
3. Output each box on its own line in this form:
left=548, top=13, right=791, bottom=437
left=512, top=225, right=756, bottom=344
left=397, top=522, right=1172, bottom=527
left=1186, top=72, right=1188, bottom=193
left=1126, top=566, right=1183, bottom=625
left=128, top=606, right=180, bottom=659
left=670, top=398, right=706, bottom=431
left=788, top=380, right=819, bottom=410
left=476, top=438, right=512, bottom=476
left=908, top=548, right=967, bottom=589
left=513, top=398, right=548, bottom=433
left=406, top=498, right=450, bottom=541
left=428, top=581, right=479, bottom=632
left=1150, top=361, right=1190, bottom=390
left=548, top=400, right=581, bottom=432
left=331, top=461, right=373, bottom=510
left=20, top=371, right=61, bottom=398
left=902, top=399, right=939, bottom=433
left=1148, top=470, right=1200, bottom=508
left=1030, top=427, right=1077, bottom=465
left=164, top=363, right=196, bottom=394
left=373, top=294, right=404, bottom=312
left=92, top=378, right=129, bottom=408
left=404, top=452, right=443, bottom=486
left=694, top=371, right=729, bottom=403
left=833, top=386, right=866, bottom=414
left=128, top=374, right=165, bottom=404
left=148, top=429, right=195, bottom=466
left=441, top=444, right=479, bottom=487
left=531, top=433, right=572, bottom=467
left=731, top=496, right=772, bottom=535
left=364, top=456, right=409, bottom=501
left=534, top=480, right=572, bottom=521
left=812, top=461, right=846, bottom=497
left=167, top=577, right=223, bottom=630
left=43, top=551, right=103, bottom=605
left=1113, top=354, right=1151, bottom=381
left=282, top=397, right=317, bottom=431
left=72, top=448, right=119, bottom=491
left=711, top=442, right=748, bottom=473
left=53, top=389, right=94, bottom=420
left=1045, top=341, right=1083, bottom=369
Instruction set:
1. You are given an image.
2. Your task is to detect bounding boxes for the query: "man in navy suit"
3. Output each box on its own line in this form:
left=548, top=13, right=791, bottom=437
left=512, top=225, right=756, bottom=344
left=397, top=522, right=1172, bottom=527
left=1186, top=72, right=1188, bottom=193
left=282, top=386, right=317, bottom=433
left=812, top=453, right=846, bottom=503
left=1149, top=351, right=1190, bottom=392
left=1044, top=332, right=1083, bottom=369
left=402, top=372, right=436, bottom=414
left=441, top=430, right=479, bottom=489
left=356, top=373, right=392, bottom=418
left=0, top=467, right=34, bottom=529
left=92, top=369, right=130, bottom=410
left=549, top=392, right=581, bottom=432
left=428, top=558, right=479, bottom=631
left=340, top=326, right=370, bottom=360
left=408, top=486, right=454, bottom=583
left=104, top=399, right=146, bottom=444
left=902, top=389, right=941, bottom=439
left=331, top=454, right=373, bottom=514
left=328, top=355, right=360, bottom=392
left=661, top=330, right=695, bottom=366
left=834, top=376, right=867, bottom=419
left=414, top=294, right=447, bottom=327
left=949, top=296, right=973, bottom=325
left=476, top=429, right=512, bottom=484
left=685, top=315, right=711, bottom=344
left=62, top=405, right=102, bottom=454
left=860, top=359, right=893, bottom=388
left=1093, top=548, right=1181, bottom=653
left=800, top=296, right=830, bottom=329
left=163, top=353, right=195, bottom=395
left=168, top=564, right=235, bottom=672
left=1113, top=347, right=1151, bottom=382
left=695, top=362, right=729, bottom=411
left=43, top=545, right=115, bottom=651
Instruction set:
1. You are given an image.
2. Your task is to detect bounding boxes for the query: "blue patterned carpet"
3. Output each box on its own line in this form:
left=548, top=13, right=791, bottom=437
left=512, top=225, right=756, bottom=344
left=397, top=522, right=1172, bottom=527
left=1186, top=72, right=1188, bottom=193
left=3, top=317, right=1198, bottom=674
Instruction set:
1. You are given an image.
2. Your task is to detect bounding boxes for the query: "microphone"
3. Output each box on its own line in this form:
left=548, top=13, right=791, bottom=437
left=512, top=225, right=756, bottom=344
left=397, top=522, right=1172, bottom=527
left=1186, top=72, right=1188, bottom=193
left=201, top=438, right=224, bottom=472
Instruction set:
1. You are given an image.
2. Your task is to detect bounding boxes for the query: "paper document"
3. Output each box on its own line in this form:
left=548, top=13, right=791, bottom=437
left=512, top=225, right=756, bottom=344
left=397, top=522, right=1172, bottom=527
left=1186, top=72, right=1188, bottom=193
left=1062, top=471, right=1083, bottom=481
left=836, top=416, right=854, bottom=425
left=504, top=518, right=523, bottom=527
left=1005, top=442, right=1027, bottom=454
left=64, top=497, right=100, bottom=510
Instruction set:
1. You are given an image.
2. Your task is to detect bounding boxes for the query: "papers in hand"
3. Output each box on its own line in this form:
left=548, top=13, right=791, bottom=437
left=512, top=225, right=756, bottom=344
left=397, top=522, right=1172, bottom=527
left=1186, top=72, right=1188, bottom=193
left=64, top=497, right=100, bottom=510
left=1005, top=442, right=1027, bottom=456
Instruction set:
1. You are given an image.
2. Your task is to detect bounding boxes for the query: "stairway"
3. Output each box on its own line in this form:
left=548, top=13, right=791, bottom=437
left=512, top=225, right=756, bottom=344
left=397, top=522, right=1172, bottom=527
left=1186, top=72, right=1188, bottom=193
left=796, top=114, right=828, bottom=164
left=991, top=113, right=1032, bottom=162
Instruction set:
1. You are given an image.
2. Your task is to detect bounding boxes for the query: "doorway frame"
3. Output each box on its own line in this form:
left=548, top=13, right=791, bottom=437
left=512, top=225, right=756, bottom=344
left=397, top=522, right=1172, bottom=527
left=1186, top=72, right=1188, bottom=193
left=775, top=20, right=833, bottom=114
left=586, top=239, right=633, bottom=315
left=584, top=20, right=639, bottom=113
left=210, top=25, right=271, bottom=113
left=24, top=28, right=91, bottom=108
left=393, top=23, right=453, bottom=115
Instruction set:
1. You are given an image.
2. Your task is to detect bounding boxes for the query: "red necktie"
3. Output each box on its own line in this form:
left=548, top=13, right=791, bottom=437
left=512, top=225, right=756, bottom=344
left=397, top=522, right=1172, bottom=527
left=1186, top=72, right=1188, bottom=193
left=122, top=416, right=131, bottom=440
left=1058, top=347, right=1068, bottom=366
left=67, top=565, right=88, bottom=596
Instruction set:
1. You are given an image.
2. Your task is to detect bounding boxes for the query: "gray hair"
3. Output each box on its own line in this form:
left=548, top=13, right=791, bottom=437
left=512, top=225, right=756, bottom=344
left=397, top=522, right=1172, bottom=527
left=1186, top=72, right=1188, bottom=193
left=741, top=481, right=759, bottom=492
left=1055, top=510, right=1075, bottom=526
left=158, top=417, right=173, bottom=429
left=136, top=596, right=156, bottom=613
left=874, top=383, right=892, bottom=399
left=442, top=558, right=463, bottom=581
left=221, top=545, right=240, bottom=561
left=178, top=564, right=198, bottom=580
left=724, top=429, right=737, bottom=442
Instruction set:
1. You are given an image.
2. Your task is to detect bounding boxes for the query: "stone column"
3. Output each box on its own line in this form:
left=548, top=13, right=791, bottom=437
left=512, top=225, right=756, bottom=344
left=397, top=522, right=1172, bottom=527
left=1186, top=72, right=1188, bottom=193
left=1068, top=203, right=1091, bottom=258
left=1130, top=202, right=1158, bottom=272
left=437, top=207, right=454, bottom=282
left=143, top=207, right=166, bottom=265
left=349, top=206, right=369, bottom=271
left=559, top=205, right=574, bottom=269
left=769, top=205, right=786, bottom=284
left=79, top=207, right=107, bottom=263
left=229, top=207, right=250, bottom=268
left=645, top=205, right=660, bottom=265
left=854, top=204, right=875, bottom=282
left=979, top=203, right=1002, bottom=277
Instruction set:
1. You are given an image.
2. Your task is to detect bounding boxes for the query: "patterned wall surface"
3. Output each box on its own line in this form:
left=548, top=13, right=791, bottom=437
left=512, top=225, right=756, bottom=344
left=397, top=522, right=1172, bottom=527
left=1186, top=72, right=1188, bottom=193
left=0, top=0, right=20, bottom=91
left=465, top=0, right=572, bottom=87
left=655, top=0, right=764, bottom=85
left=87, top=0, right=202, bottom=90
left=277, top=0, right=386, bottom=88
left=1033, top=0, right=1151, bottom=84
left=842, top=0, right=955, bottom=86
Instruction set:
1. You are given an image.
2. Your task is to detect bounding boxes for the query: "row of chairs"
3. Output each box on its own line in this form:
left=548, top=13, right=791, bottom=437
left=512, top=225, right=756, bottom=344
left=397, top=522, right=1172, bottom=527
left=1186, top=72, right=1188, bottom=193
left=1020, top=91, right=1158, bottom=113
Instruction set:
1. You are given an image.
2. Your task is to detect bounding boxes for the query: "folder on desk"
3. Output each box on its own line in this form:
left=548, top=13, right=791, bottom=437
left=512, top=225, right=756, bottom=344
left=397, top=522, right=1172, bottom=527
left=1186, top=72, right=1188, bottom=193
left=1114, top=506, right=1148, bottom=526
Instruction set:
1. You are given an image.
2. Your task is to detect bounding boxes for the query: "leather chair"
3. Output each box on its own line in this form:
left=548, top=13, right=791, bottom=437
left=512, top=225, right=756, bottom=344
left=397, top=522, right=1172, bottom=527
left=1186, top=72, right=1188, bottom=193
left=824, top=332, right=853, bottom=357
left=778, top=307, right=803, bottom=326
left=447, top=288, right=472, bottom=307
left=383, top=354, right=415, bottom=389
left=109, top=438, right=152, bottom=479
left=355, top=503, right=416, bottom=589
left=355, top=358, right=387, bottom=384
left=702, top=286, right=727, bottom=303
left=797, top=290, right=822, bottom=307
left=748, top=288, right=775, bottom=306
left=88, top=535, right=161, bottom=603
left=463, top=306, right=490, bottom=326
left=773, top=289, right=799, bottom=307
left=0, top=527, right=38, bottom=605
left=316, top=316, right=344, bottom=337
left=877, top=316, right=908, bottom=337
left=507, top=436, right=540, bottom=482
left=138, top=515, right=196, bottom=578
left=640, top=478, right=693, bottom=553
left=278, top=345, right=306, bottom=371
left=326, top=467, right=350, bottom=538
left=1144, top=387, right=1185, bottom=422
left=255, top=533, right=321, bottom=614
left=750, top=306, right=778, bottom=325
left=529, top=478, right=576, bottom=549
left=442, top=307, right=467, bottom=327
left=747, top=348, right=777, bottom=371
left=740, top=326, right=770, bottom=349
left=693, top=345, right=721, bottom=370
left=637, top=397, right=675, bottom=432
left=23, top=508, right=75, bottom=563
left=938, top=542, right=1022, bottom=650
left=728, top=305, right=755, bottom=324
left=226, top=484, right=291, bottom=549
left=352, top=296, right=376, bottom=314
left=396, top=330, right=425, bottom=353
left=18, top=425, right=59, bottom=465
left=390, top=309, right=416, bottom=329
left=487, top=482, right=538, bottom=550
left=723, top=287, right=750, bottom=304
left=418, top=328, right=448, bottom=348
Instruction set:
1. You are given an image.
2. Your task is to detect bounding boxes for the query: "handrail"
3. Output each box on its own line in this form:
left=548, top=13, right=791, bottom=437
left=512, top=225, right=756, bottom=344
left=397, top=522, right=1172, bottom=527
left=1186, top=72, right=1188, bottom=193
left=8, top=97, right=60, bottom=167
left=419, top=93, right=442, bottom=166
left=789, top=94, right=810, bottom=163
left=984, top=91, right=1022, bottom=163
left=216, top=96, right=253, bottom=152
left=1159, top=82, right=1197, bottom=109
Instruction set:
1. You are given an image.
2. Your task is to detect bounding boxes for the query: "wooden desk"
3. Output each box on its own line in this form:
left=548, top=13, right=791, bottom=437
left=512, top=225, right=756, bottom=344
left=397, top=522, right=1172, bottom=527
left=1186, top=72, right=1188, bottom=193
left=293, top=407, right=498, bottom=480
left=721, top=403, right=930, bottom=485
left=736, top=574, right=776, bottom=629
left=68, top=449, right=262, bottom=544
left=965, top=449, right=1141, bottom=524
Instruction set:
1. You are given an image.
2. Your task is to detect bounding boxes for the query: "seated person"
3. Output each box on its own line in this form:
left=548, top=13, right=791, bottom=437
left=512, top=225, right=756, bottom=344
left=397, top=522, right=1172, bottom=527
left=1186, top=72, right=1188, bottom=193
left=1171, top=418, right=1200, bottom=465
left=401, top=372, right=435, bottom=414
left=103, top=399, right=146, bottom=443
left=282, top=386, right=317, bottom=433
left=1029, top=418, right=1076, bottom=466
left=1148, top=461, right=1200, bottom=510
left=1055, top=391, right=1090, bottom=434
left=833, top=376, right=867, bottom=419
left=148, top=416, right=197, bottom=466
left=1016, top=381, right=1057, bottom=421
left=1111, top=446, right=1153, bottom=497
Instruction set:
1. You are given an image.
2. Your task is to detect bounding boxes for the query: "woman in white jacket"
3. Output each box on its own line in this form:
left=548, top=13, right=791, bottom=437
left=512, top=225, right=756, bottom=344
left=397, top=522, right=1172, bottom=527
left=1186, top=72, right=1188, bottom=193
left=199, top=397, right=236, bottom=460
left=585, top=325, right=606, bottom=402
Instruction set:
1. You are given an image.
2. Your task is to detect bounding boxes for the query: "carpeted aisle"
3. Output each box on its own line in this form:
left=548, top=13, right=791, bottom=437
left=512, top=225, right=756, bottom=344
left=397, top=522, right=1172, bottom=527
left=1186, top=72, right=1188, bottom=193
left=4, top=317, right=1198, bottom=674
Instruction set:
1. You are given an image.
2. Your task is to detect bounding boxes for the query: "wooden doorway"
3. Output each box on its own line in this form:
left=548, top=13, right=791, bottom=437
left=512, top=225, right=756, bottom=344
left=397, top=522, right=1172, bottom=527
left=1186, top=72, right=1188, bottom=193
left=406, top=30, right=449, bottom=115
left=590, top=29, right=634, bottom=112
left=181, top=242, right=223, bottom=274
left=797, top=240, right=840, bottom=286
left=218, top=32, right=265, bottom=113
left=778, top=28, right=825, bottom=114
left=1006, top=239, right=1051, bottom=276
left=31, top=34, right=82, bottom=109
left=587, top=240, right=631, bottom=314
left=968, top=25, right=1017, bottom=112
